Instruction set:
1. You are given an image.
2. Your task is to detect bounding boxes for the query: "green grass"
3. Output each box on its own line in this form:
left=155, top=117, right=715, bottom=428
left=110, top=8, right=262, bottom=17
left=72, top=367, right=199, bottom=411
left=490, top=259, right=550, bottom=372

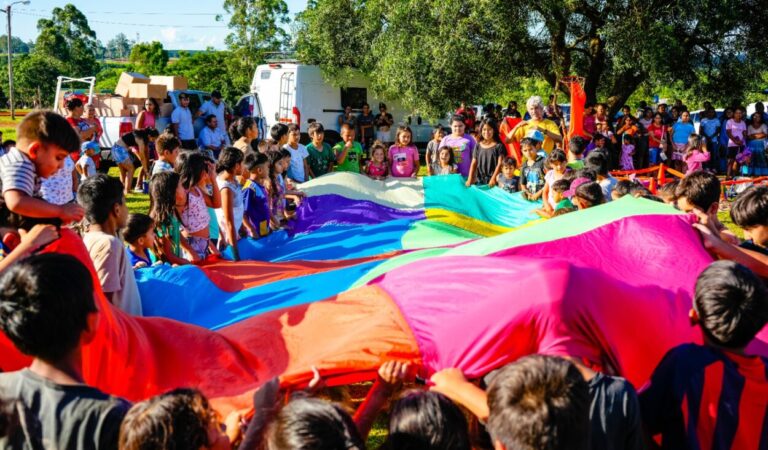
left=718, top=207, right=743, bottom=239
left=107, top=166, right=151, bottom=214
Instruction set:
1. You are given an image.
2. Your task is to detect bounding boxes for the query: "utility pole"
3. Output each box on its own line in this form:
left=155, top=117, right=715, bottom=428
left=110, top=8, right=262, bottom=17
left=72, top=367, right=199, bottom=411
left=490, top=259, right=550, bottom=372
left=2, top=1, right=30, bottom=120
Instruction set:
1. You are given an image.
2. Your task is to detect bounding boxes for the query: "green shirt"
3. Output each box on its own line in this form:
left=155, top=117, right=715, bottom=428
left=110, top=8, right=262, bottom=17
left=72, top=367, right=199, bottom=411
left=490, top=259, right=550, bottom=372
left=307, top=142, right=335, bottom=177
left=156, top=214, right=182, bottom=258
left=556, top=198, right=574, bottom=210
left=567, top=159, right=585, bottom=170
left=332, top=141, right=364, bottom=173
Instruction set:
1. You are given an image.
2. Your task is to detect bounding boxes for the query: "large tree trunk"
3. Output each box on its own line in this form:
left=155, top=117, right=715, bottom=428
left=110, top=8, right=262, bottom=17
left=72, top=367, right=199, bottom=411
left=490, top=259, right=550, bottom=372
left=583, top=37, right=605, bottom=105
left=605, top=71, right=644, bottom=118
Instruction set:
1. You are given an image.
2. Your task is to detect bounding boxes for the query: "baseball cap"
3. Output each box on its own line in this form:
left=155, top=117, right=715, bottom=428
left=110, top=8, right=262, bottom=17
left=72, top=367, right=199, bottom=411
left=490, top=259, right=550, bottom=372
left=563, top=177, right=591, bottom=198
left=526, top=129, right=545, bottom=142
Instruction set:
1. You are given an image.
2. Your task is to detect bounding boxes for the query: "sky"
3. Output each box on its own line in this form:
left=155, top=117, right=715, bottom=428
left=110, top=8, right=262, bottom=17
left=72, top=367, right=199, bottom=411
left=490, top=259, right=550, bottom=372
left=10, top=0, right=308, bottom=50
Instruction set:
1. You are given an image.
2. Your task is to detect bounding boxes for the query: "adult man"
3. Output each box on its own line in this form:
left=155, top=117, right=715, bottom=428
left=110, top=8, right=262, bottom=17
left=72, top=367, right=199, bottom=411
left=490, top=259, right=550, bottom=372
left=198, top=114, right=228, bottom=159
left=506, top=96, right=563, bottom=154
left=374, top=103, right=394, bottom=144
left=337, top=105, right=356, bottom=133
left=198, top=90, right=230, bottom=146
left=171, top=93, right=196, bottom=150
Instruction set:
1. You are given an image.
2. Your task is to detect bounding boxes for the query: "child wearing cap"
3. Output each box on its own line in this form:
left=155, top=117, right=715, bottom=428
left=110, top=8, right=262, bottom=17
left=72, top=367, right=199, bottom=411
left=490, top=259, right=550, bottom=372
left=76, top=144, right=97, bottom=182
left=520, top=138, right=546, bottom=202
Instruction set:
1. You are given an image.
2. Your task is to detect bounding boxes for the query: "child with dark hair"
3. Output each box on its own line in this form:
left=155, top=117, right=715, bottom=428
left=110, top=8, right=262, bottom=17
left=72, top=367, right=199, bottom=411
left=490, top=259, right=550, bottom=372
left=333, top=123, right=364, bottom=173
left=439, top=115, right=477, bottom=178
left=563, top=177, right=605, bottom=210
left=657, top=180, right=679, bottom=205
left=122, top=213, right=158, bottom=269
left=693, top=186, right=768, bottom=278
left=430, top=147, right=457, bottom=176
left=0, top=254, right=131, bottom=449
left=495, top=157, right=520, bottom=193
left=270, top=123, right=290, bottom=147
left=78, top=174, right=142, bottom=315
left=567, top=136, right=587, bottom=170
left=119, top=388, right=240, bottom=450
left=520, top=139, right=546, bottom=201
left=243, top=152, right=272, bottom=239
left=585, top=151, right=617, bottom=201
left=177, top=151, right=221, bottom=259
left=640, top=261, right=768, bottom=449
left=675, top=171, right=721, bottom=214
left=611, top=179, right=634, bottom=200
left=265, top=397, right=365, bottom=450
left=467, top=118, right=504, bottom=186
left=215, top=147, right=245, bottom=260
left=149, top=171, right=193, bottom=266
left=232, top=116, right=260, bottom=152
left=1, top=110, right=83, bottom=229
left=306, top=122, right=334, bottom=178
left=542, top=149, right=570, bottom=212
left=383, top=390, right=471, bottom=450
left=284, top=123, right=312, bottom=183
left=425, top=125, right=446, bottom=175
left=389, top=125, right=420, bottom=178
left=151, top=133, right=181, bottom=175
left=487, top=355, right=590, bottom=450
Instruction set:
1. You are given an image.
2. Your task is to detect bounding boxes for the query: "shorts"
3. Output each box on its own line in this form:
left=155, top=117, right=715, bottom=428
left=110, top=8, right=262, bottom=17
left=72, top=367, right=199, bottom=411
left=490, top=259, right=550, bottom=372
left=375, top=130, right=392, bottom=143
left=648, top=147, right=660, bottom=164
left=672, top=143, right=686, bottom=161
left=727, top=146, right=742, bottom=159
left=188, top=236, right=210, bottom=260
left=111, top=144, right=131, bottom=164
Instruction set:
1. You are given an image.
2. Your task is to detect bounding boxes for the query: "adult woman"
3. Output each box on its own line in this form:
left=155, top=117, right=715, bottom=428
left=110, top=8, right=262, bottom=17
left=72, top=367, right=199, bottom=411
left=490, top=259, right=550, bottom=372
left=582, top=103, right=596, bottom=140
left=65, top=98, right=96, bottom=143
left=646, top=113, right=668, bottom=166
left=136, top=98, right=158, bottom=130
left=504, top=101, right=521, bottom=118
left=747, top=112, right=768, bottom=176
left=112, top=128, right=159, bottom=195
left=506, top=96, right=563, bottom=154
left=670, top=110, right=695, bottom=172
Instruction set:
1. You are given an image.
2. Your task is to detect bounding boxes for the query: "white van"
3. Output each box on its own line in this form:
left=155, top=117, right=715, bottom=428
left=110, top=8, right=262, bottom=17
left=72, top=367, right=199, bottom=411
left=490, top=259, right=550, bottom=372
left=238, top=62, right=442, bottom=149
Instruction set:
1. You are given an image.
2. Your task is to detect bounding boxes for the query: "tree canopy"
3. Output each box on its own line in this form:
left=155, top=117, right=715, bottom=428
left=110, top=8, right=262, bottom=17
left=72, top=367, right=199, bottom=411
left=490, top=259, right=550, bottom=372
left=129, top=41, right=169, bottom=75
left=296, top=0, right=768, bottom=117
left=33, top=4, right=100, bottom=77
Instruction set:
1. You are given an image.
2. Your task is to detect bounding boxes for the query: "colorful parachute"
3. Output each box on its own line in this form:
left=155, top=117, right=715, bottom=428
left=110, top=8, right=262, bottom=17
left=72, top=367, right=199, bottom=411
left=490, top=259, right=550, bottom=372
left=3, top=173, right=765, bottom=416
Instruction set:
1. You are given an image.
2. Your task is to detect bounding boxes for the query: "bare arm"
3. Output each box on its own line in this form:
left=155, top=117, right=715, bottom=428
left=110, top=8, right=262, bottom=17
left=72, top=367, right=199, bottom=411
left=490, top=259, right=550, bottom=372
left=221, top=187, right=240, bottom=261
left=465, top=159, right=478, bottom=187
left=430, top=369, right=489, bottom=422
left=4, top=190, right=83, bottom=222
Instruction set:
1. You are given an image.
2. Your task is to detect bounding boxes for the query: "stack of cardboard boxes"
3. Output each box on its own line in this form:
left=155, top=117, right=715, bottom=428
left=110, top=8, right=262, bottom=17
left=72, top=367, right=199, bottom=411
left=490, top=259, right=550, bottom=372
left=88, top=72, right=189, bottom=118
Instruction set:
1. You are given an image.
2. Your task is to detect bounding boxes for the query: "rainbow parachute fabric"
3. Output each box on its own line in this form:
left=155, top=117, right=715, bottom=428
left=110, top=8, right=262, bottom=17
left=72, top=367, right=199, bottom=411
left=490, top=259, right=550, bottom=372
left=3, top=172, right=766, bottom=416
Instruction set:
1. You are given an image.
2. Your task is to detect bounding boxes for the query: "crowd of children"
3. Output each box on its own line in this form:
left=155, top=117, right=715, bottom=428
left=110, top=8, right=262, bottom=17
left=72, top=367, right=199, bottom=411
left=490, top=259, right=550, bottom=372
left=0, top=101, right=766, bottom=449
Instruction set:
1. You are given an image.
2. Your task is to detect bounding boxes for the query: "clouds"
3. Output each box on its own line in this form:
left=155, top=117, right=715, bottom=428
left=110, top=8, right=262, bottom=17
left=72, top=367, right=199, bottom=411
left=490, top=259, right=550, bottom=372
left=152, top=26, right=226, bottom=50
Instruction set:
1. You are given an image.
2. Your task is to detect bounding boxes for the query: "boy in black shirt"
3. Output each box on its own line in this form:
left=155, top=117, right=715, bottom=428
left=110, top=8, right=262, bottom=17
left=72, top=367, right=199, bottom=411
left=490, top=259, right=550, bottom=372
left=0, top=253, right=130, bottom=449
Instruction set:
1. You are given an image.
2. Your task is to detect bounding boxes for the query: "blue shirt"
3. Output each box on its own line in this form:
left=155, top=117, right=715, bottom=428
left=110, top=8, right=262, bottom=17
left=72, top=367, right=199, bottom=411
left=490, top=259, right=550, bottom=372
left=672, top=122, right=695, bottom=144
left=199, top=100, right=230, bottom=145
left=700, top=117, right=720, bottom=138
left=242, top=180, right=270, bottom=238
left=283, top=143, right=309, bottom=182
left=171, top=106, right=194, bottom=140
left=639, top=343, right=768, bottom=450
left=199, top=126, right=228, bottom=150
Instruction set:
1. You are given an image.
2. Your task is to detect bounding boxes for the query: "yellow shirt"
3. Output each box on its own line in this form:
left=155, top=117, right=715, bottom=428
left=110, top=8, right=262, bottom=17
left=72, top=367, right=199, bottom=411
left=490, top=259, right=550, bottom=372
left=511, top=119, right=562, bottom=153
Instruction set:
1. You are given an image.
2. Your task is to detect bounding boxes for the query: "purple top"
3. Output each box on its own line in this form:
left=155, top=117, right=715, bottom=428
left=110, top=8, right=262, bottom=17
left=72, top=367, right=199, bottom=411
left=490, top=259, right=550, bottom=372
left=439, top=134, right=476, bottom=178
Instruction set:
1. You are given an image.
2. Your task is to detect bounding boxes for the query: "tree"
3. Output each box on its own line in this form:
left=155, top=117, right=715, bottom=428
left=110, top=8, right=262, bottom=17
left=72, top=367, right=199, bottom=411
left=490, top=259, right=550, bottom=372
left=33, top=4, right=100, bottom=76
left=129, top=41, right=169, bottom=75
left=106, top=33, right=133, bottom=60
left=0, top=36, right=30, bottom=54
left=219, top=0, right=290, bottom=93
left=168, top=50, right=242, bottom=102
left=14, top=53, right=65, bottom=108
left=297, top=0, right=768, bottom=117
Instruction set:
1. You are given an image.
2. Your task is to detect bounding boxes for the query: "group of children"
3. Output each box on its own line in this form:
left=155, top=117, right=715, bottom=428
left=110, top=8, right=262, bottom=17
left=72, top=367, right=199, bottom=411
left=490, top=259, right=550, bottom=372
left=0, top=107, right=768, bottom=449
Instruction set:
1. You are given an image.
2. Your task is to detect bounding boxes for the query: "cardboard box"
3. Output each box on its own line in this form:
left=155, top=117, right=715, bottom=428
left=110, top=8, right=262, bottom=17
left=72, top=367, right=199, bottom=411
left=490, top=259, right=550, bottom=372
left=128, top=105, right=142, bottom=116
left=150, top=75, right=188, bottom=91
left=120, top=108, right=132, bottom=117
left=159, top=103, right=174, bottom=117
left=115, top=72, right=149, bottom=97
left=128, top=83, right=167, bottom=100
left=94, top=97, right=125, bottom=117
left=123, top=97, right=147, bottom=106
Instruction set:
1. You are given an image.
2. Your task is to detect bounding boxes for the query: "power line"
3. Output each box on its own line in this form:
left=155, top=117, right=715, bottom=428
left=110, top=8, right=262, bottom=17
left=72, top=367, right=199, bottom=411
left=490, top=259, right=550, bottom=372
left=13, top=11, right=229, bottom=28
left=16, top=8, right=231, bottom=16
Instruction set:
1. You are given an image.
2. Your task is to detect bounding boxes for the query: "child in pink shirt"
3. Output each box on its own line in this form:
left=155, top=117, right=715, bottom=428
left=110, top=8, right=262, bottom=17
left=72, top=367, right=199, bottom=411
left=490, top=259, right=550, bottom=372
left=388, top=126, right=420, bottom=177
left=684, top=134, right=710, bottom=175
